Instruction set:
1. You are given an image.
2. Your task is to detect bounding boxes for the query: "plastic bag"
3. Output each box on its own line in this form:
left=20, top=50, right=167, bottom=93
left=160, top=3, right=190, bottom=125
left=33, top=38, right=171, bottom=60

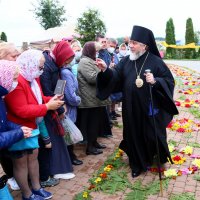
left=61, top=116, right=83, bottom=145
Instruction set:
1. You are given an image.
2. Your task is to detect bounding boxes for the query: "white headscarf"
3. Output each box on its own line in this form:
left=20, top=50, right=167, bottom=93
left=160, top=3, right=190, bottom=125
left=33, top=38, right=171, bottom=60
left=17, top=49, right=43, bottom=82
left=17, top=49, right=44, bottom=123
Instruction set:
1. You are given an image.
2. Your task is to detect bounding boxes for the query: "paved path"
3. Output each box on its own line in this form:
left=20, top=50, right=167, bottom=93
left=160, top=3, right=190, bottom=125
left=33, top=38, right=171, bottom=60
left=1, top=62, right=200, bottom=199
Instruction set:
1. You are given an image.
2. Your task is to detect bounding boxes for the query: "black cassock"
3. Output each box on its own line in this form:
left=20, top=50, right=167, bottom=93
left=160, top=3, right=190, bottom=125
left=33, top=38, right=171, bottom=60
left=97, top=51, right=179, bottom=171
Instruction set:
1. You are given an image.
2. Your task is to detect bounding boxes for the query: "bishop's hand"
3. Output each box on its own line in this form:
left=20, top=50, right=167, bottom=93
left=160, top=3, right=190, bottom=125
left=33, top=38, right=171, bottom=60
left=95, top=58, right=107, bottom=72
left=144, top=72, right=156, bottom=85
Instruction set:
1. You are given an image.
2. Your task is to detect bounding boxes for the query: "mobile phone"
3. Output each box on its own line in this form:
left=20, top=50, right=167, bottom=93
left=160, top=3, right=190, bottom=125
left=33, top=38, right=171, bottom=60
left=54, top=80, right=66, bottom=95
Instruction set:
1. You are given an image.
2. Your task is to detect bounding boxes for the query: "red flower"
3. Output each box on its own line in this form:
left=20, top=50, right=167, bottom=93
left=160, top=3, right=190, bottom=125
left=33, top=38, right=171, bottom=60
left=88, top=184, right=96, bottom=190
left=177, top=170, right=182, bottom=176
left=191, top=166, right=198, bottom=172
left=177, top=128, right=185, bottom=132
left=175, top=101, right=181, bottom=106
left=100, top=172, right=107, bottom=179
left=173, top=155, right=182, bottom=161
left=167, top=122, right=173, bottom=128
left=185, top=104, right=191, bottom=108
left=185, top=99, right=190, bottom=102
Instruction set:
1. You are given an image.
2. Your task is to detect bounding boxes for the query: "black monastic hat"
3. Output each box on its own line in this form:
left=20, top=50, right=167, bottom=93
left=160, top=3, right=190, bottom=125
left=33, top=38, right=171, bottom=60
left=130, top=25, right=161, bottom=58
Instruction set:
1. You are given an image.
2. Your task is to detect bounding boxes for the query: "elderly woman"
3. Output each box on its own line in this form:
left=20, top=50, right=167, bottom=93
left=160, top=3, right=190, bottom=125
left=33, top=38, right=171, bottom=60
left=0, top=42, right=21, bottom=190
left=5, top=49, right=64, bottom=200
left=0, top=60, right=32, bottom=199
left=76, top=41, right=111, bottom=155
left=0, top=42, right=20, bottom=61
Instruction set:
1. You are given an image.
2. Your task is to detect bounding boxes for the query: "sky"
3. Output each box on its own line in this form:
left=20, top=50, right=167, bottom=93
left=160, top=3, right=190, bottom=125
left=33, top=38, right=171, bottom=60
left=0, top=0, right=200, bottom=46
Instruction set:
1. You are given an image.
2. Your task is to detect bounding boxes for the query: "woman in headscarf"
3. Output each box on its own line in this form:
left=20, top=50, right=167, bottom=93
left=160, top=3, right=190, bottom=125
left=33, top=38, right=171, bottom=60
left=5, top=49, right=64, bottom=200
left=0, top=60, right=33, bottom=199
left=76, top=41, right=111, bottom=155
left=39, top=40, right=77, bottom=181
left=0, top=42, right=21, bottom=191
left=0, top=60, right=29, bottom=148
left=60, top=52, right=83, bottom=166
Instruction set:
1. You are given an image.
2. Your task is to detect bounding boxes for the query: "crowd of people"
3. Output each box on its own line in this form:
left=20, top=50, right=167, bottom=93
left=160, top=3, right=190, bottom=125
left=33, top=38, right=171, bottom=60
left=0, top=25, right=178, bottom=200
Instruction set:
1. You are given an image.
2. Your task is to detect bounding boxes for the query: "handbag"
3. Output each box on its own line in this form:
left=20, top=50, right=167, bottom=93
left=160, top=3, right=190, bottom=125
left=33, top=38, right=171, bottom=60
left=61, top=116, right=83, bottom=145
left=51, top=111, right=65, bottom=137
left=8, top=129, right=39, bottom=151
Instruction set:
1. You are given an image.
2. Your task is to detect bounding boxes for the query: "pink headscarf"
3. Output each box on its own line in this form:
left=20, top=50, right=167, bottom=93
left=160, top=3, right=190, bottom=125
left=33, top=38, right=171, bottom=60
left=17, top=49, right=43, bottom=82
left=0, top=60, right=18, bottom=91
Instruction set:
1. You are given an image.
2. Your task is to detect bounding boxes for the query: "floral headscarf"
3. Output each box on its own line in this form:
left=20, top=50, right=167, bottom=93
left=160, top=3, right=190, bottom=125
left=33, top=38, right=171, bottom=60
left=0, top=60, right=19, bottom=91
left=17, top=49, right=44, bottom=82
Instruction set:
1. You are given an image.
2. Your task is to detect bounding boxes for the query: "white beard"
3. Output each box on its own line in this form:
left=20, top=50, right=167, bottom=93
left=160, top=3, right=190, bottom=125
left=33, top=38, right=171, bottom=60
left=129, top=51, right=145, bottom=61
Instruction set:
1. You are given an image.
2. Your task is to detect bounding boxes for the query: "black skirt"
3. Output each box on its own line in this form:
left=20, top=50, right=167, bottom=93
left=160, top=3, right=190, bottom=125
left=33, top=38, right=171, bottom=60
left=76, top=106, right=112, bottom=144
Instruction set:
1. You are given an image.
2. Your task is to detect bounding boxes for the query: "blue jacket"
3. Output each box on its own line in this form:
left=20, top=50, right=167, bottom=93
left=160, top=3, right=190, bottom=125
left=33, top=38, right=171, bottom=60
left=98, top=49, right=111, bottom=67
left=0, top=86, right=23, bottom=149
left=61, top=67, right=81, bottom=122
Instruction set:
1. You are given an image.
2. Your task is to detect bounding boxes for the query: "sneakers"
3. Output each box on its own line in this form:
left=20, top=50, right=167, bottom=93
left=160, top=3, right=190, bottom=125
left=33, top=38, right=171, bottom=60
left=53, top=173, right=75, bottom=180
left=32, top=188, right=52, bottom=200
left=22, top=193, right=45, bottom=200
left=40, top=177, right=59, bottom=188
left=7, top=177, right=20, bottom=191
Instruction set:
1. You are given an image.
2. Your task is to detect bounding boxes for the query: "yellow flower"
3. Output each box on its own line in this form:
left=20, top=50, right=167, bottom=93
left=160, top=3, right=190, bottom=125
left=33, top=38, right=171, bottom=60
left=83, top=191, right=88, bottom=198
left=115, top=153, right=120, bottom=158
left=192, top=159, right=200, bottom=168
left=104, top=164, right=113, bottom=172
left=164, top=169, right=178, bottom=177
left=172, top=155, right=186, bottom=165
left=118, top=149, right=124, bottom=153
left=182, top=146, right=193, bottom=155
left=104, top=167, right=111, bottom=172
left=94, top=177, right=102, bottom=183
left=168, top=144, right=175, bottom=153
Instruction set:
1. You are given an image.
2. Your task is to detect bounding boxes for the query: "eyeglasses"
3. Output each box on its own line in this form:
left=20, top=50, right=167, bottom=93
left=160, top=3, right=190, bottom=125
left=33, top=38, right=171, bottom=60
left=39, top=65, right=44, bottom=71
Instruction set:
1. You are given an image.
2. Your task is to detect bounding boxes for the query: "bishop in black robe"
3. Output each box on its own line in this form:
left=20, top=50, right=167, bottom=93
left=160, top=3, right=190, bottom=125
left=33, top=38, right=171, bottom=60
left=96, top=25, right=179, bottom=177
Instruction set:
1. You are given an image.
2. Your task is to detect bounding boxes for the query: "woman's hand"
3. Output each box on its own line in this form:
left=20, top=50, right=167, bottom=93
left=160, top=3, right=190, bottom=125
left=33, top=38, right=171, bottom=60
left=21, top=126, right=33, bottom=138
left=45, top=98, right=64, bottom=110
left=52, top=94, right=64, bottom=101
left=45, top=142, right=52, bottom=148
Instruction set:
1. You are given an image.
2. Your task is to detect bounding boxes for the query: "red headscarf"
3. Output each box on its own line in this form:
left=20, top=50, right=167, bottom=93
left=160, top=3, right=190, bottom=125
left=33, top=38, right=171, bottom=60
left=52, top=41, right=75, bottom=67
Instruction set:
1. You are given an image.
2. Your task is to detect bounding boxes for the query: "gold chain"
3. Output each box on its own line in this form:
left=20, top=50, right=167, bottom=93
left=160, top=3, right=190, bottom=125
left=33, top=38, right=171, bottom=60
left=134, top=52, right=149, bottom=78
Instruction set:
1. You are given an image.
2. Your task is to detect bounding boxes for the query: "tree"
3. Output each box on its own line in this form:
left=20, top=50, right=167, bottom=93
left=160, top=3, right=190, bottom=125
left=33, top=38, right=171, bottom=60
left=165, top=18, right=176, bottom=58
left=0, top=32, right=7, bottom=42
left=76, top=8, right=106, bottom=45
left=32, top=0, right=66, bottom=30
left=194, top=31, right=200, bottom=58
left=194, top=31, right=200, bottom=45
left=185, top=18, right=195, bottom=59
